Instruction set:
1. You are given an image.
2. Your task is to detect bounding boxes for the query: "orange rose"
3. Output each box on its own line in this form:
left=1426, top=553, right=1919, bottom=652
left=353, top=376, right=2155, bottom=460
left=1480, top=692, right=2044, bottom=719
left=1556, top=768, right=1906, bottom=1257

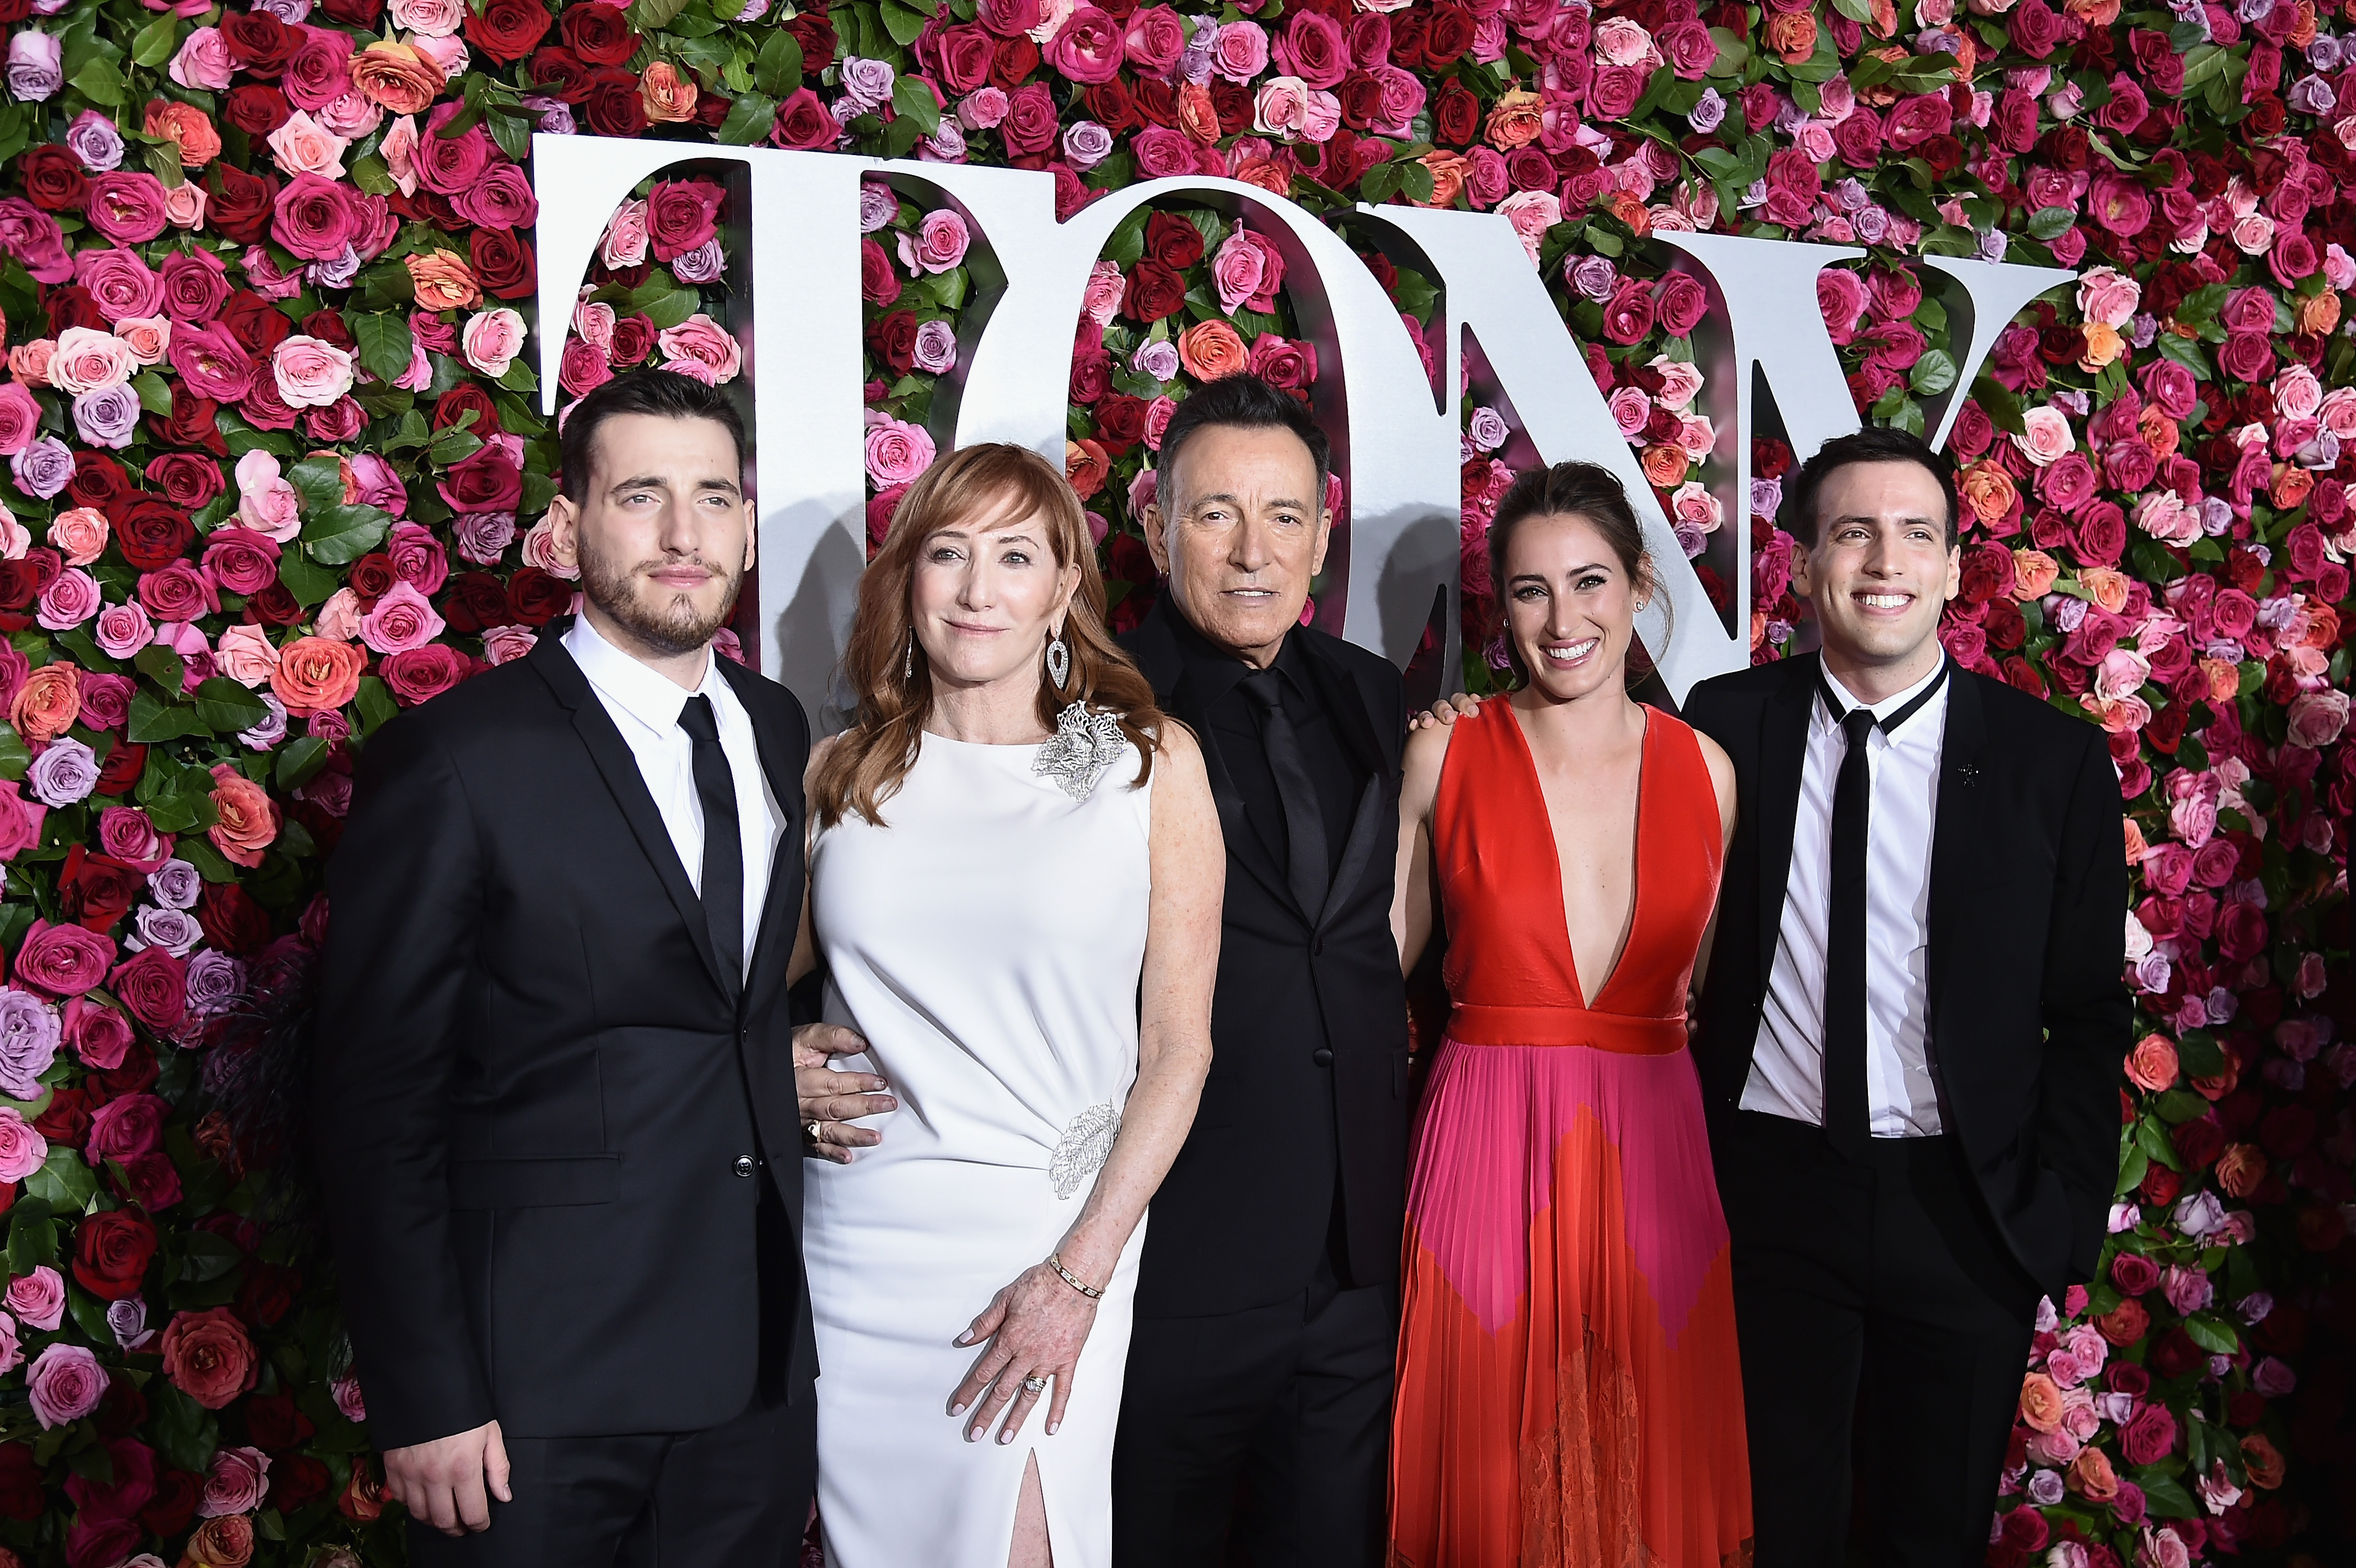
left=271, top=635, right=368, bottom=714
left=1765, top=9, right=1818, bottom=60
left=1176, top=81, right=1220, bottom=145
left=2065, top=1445, right=2119, bottom=1500
left=2080, top=566, right=2129, bottom=613
left=1065, top=438, right=1109, bottom=500
left=1232, top=157, right=1292, bottom=197
left=2121, top=816, right=2148, bottom=864
left=1175, top=320, right=1249, bottom=382
left=1958, top=460, right=2016, bottom=526
left=2137, top=404, right=2180, bottom=457
left=1607, top=191, right=1652, bottom=237
left=2095, top=1297, right=2149, bottom=1346
left=2201, top=655, right=2241, bottom=704
left=9, top=664, right=80, bottom=743
left=2125, top=1034, right=2179, bottom=1093
left=208, top=763, right=280, bottom=869
left=2304, top=603, right=2340, bottom=649
left=2241, top=1433, right=2286, bottom=1489
left=1485, top=90, right=1544, bottom=150
left=2010, top=547, right=2060, bottom=599
left=2294, top=289, right=2340, bottom=336
left=2287, top=0, right=2317, bottom=46
left=338, top=1457, right=386, bottom=1522
left=179, top=1513, right=255, bottom=1568
left=2271, top=463, right=2314, bottom=511
left=639, top=61, right=698, bottom=124
left=143, top=101, right=222, bottom=168
left=405, top=248, right=482, bottom=313
left=2017, top=1372, right=2064, bottom=1432
left=349, top=41, right=445, bottom=114
left=2215, top=1142, right=2269, bottom=1198
left=2193, top=1052, right=2238, bottom=1101
left=2065, top=0, right=2121, bottom=23
left=1414, top=153, right=1468, bottom=209
left=1639, top=443, right=1691, bottom=490
left=2078, top=322, right=2124, bottom=371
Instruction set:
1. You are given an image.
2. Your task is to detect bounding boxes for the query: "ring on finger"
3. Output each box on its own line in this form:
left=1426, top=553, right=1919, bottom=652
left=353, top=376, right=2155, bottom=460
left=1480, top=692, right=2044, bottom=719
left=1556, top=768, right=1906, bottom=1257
left=1023, top=1375, right=1049, bottom=1393
left=806, top=1120, right=821, bottom=1141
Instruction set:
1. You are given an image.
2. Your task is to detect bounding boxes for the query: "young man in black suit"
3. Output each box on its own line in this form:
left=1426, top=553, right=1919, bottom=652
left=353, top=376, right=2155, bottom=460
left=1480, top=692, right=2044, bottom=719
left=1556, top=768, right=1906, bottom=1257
left=1109, top=373, right=1410, bottom=1566
left=1682, top=427, right=2130, bottom=1565
left=314, top=370, right=883, bottom=1563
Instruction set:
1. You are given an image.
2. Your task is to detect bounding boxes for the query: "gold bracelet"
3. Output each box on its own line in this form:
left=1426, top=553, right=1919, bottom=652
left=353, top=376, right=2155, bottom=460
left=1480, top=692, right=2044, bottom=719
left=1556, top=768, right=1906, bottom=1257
left=1046, top=1253, right=1103, bottom=1300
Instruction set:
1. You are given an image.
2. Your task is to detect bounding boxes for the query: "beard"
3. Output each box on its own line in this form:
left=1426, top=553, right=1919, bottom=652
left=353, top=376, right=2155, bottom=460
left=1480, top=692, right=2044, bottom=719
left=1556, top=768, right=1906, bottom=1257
left=579, top=538, right=744, bottom=658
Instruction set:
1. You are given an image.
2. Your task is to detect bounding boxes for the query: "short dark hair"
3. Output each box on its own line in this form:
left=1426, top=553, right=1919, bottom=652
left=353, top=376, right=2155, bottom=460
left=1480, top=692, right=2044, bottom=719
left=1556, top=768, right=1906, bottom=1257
left=1784, top=426, right=1958, bottom=549
left=559, top=368, right=748, bottom=503
left=1487, top=461, right=1666, bottom=685
left=1154, top=373, right=1331, bottom=513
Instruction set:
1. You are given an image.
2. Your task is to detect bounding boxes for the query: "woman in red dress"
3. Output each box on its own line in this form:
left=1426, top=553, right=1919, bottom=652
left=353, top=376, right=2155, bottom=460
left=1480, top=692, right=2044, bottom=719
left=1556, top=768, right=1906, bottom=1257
left=1388, top=462, right=1751, bottom=1567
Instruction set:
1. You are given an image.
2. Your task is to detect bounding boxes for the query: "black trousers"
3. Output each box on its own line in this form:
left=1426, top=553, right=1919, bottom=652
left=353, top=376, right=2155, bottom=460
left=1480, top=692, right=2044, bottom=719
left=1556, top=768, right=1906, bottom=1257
left=405, top=1385, right=816, bottom=1567
left=1112, top=1247, right=1396, bottom=1568
left=1721, top=1111, right=2041, bottom=1568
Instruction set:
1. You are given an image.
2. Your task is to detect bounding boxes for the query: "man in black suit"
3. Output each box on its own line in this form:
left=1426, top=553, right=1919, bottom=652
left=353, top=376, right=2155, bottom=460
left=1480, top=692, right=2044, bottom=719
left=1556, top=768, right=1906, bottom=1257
left=314, top=369, right=883, bottom=1563
left=1682, top=427, right=2129, bottom=1565
left=1109, top=374, right=1409, bottom=1567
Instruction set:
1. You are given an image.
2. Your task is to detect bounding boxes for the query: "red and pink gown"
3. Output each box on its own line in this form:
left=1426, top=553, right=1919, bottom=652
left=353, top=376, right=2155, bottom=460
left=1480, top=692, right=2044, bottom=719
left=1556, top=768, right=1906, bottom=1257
left=1389, top=700, right=1752, bottom=1568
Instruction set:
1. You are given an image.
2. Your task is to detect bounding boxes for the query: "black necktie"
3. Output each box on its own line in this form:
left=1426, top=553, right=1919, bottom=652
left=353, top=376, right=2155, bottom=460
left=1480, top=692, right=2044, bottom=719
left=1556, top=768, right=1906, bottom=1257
left=1819, top=665, right=1948, bottom=1158
left=678, top=694, right=743, bottom=994
left=1239, top=668, right=1329, bottom=924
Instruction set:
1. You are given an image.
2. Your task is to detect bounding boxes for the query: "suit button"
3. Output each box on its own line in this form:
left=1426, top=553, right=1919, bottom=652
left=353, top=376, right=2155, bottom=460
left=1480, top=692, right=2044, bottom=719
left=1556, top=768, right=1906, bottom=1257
left=732, top=1155, right=757, bottom=1178
left=1313, top=1047, right=1334, bottom=1066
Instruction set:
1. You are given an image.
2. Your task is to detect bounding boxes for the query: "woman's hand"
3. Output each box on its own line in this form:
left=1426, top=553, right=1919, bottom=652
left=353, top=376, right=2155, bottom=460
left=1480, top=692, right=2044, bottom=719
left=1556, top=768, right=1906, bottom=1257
left=1407, top=691, right=1485, bottom=732
left=948, top=1262, right=1101, bottom=1444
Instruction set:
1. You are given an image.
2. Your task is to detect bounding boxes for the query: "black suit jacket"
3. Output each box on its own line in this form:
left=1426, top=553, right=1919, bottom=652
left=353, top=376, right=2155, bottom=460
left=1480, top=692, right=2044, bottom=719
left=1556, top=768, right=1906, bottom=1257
left=1684, top=653, right=2130, bottom=1293
left=313, top=630, right=817, bottom=1450
left=1121, top=600, right=1410, bottom=1316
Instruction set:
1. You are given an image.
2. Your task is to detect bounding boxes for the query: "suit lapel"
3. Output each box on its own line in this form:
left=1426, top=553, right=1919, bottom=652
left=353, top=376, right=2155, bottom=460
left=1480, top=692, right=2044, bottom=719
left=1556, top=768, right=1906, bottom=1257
left=1753, top=652, right=1817, bottom=993
left=530, top=636, right=732, bottom=999
left=719, top=659, right=803, bottom=1013
left=1174, top=656, right=1299, bottom=917
left=1300, top=637, right=1387, bottom=931
left=1925, top=669, right=1986, bottom=1030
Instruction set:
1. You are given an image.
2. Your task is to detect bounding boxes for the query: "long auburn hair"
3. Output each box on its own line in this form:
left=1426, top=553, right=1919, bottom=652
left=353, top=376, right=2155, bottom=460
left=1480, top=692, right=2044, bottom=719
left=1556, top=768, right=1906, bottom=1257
left=811, top=442, right=1169, bottom=827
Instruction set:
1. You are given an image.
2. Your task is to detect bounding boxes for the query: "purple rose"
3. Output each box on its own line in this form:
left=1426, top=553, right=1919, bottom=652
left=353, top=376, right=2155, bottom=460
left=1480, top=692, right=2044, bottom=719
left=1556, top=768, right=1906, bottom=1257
left=27, top=1343, right=105, bottom=1429
left=148, top=860, right=202, bottom=911
left=672, top=238, right=726, bottom=284
left=11, top=436, right=74, bottom=500
left=1063, top=118, right=1115, bottom=171
left=1567, top=254, right=1618, bottom=302
left=185, top=949, right=247, bottom=1016
left=71, top=384, right=142, bottom=449
left=0, top=986, right=61, bottom=1099
left=65, top=109, right=125, bottom=172
left=27, top=738, right=98, bottom=808
left=5, top=30, right=62, bottom=101
left=913, top=319, right=958, bottom=373
left=453, top=511, right=517, bottom=565
left=838, top=55, right=896, bottom=113
left=132, top=906, right=204, bottom=958
left=107, top=1297, right=152, bottom=1352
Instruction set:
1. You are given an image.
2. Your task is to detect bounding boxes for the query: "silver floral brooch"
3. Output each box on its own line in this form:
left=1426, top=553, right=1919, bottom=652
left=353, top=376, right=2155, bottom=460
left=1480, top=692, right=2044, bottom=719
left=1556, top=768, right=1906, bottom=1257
left=1049, top=1103, right=1121, bottom=1199
left=1033, top=704, right=1128, bottom=801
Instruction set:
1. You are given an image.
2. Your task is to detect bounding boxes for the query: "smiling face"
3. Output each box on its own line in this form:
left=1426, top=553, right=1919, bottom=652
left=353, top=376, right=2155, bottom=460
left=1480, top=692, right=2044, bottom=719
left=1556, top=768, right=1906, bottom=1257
left=1501, top=511, right=1649, bottom=702
left=1793, top=458, right=1960, bottom=691
left=550, top=411, right=752, bottom=661
left=1144, top=423, right=1330, bottom=669
left=908, top=488, right=1083, bottom=696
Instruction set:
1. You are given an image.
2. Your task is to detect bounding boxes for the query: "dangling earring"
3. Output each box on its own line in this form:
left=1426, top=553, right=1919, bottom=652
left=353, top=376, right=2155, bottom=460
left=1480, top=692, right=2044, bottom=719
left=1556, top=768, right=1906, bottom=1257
left=903, top=631, right=915, bottom=682
left=1045, top=626, right=1071, bottom=690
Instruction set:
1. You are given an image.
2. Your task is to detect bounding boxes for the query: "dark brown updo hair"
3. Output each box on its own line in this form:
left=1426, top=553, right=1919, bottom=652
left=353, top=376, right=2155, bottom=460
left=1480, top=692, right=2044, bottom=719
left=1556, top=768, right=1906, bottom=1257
left=1486, top=461, right=1669, bottom=687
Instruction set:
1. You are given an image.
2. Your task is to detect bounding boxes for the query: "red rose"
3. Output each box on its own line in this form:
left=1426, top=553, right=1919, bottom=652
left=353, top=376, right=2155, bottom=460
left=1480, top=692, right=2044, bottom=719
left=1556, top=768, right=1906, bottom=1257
left=1600, top=279, right=1657, bottom=346
left=2119, top=1403, right=2176, bottom=1465
left=2008, top=0, right=2061, bottom=56
left=771, top=86, right=837, bottom=149
left=935, top=24, right=996, bottom=93
left=469, top=227, right=537, bottom=300
left=584, top=67, right=649, bottom=136
left=109, top=948, right=187, bottom=1033
left=68, top=452, right=129, bottom=511
left=72, top=1207, right=157, bottom=1301
left=859, top=236, right=901, bottom=306
left=381, top=644, right=475, bottom=707
left=559, top=0, right=637, bottom=64
left=243, top=1393, right=316, bottom=1453
left=218, top=7, right=298, bottom=74
left=219, top=289, right=294, bottom=358
left=465, top=0, right=552, bottom=62
left=269, top=1455, right=332, bottom=1514
left=432, top=385, right=503, bottom=437
left=608, top=314, right=656, bottom=365
left=990, top=36, right=1040, bottom=89
left=154, top=392, right=226, bottom=456
left=867, top=308, right=920, bottom=375
left=18, top=145, right=86, bottom=210
left=196, top=882, right=272, bottom=956
left=786, top=10, right=838, bottom=70
left=1143, top=210, right=1205, bottom=270
left=1001, top=82, right=1061, bottom=154
left=437, top=447, right=523, bottom=514
left=96, top=742, right=148, bottom=797
left=1421, top=2, right=1474, bottom=64
left=645, top=179, right=725, bottom=263
left=143, top=452, right=225, bottom=510
left=224, top=83, right=292, bottom=135
left=1654, top=273, right=1708, bottom=337
left=507, top=568, right=573, bottom=626
left=139, top=1470, right=200, bottom=1539
left=161, top=1306, right=260, bottom=1410
left=1121, top=259, right=1187, bottom=323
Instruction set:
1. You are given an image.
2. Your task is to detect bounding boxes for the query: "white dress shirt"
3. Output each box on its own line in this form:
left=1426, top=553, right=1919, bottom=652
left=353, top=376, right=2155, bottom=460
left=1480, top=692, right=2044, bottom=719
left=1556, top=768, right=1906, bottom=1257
left=563, top=615, right=783, bottom=980
left=1741, top=655, right=1950, bottom=1138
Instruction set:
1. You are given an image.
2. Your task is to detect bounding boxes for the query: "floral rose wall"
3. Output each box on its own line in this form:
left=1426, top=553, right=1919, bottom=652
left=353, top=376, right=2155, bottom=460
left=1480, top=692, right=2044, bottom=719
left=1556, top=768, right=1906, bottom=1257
left=0, top=0, right=2347, bottom=1559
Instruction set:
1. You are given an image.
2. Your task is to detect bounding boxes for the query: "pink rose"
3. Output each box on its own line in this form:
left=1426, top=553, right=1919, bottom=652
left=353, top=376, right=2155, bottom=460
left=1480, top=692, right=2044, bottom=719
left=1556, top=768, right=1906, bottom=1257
left=1608, top=385, right=1652, bottom=438
left=2013, top=405, right=2074, bottom=466
left=198, top=1445, right=271, bottom=1519
left=48, top=327, right=137, bottom=396
left=656, top=314, right=743, bottom=384
left=0, top=383, right=41, bottom=457
left=905, top=208, right=970, bottom=274
left=1125, top=5, right=1185, bottom=72
left=266, top=109, right=349, bottom=179
left=271, top=171, right=360, bottom=262
left=461, top=308, right=527, bottom=377
left=115, top=316, right=170, bottom=366
left=0, top=782, right=47, bottom=863
left=11, top=920, right=116, bottom=998
left=167, top=322, right=257, bottom=403
left=72, top=249, right=162, bottom=325
left=2076, top=266, right=2140, bottom=329
left=215, top=624, right=284, bottom=688
left=358, top=581, right=447, bottom=655
left=482, top=625, right=538, bottom=665
left=34, top=569, right=101, bottom=633
left=864, top=418, right=937, bottom=486
left=1212, top=19, right=1270, bottom=81
left=92, top=601, right=154, bottom=662
left=95, top=808, right=167, bottom=872
left=27, top=1342, right=106, bottom=1428
left=1044, top=4, right=1124, bottom=83
left=85, top=173, right=170, bottom=245
left=1253, top=75, right=1312, bottom=139
left=2286, top=688, right=2348, bottom=748
left=601, top=198, right=650, bottom=269
left=1212, top=228, right=1283, bottom=313
left=0, top=1108, right=46, bottom=1185
left=170, top=25, right=237, bottom=89
left=201, top=528, right=284, bottom=597
left=272, top=335, right=354, bottom=409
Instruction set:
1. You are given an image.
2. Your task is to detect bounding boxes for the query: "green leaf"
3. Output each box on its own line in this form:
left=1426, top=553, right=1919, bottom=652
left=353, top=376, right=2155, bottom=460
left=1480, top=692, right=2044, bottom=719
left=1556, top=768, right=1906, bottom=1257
left=1705, top=26, right=1748, bottom=77
left=2137, top=1473, right=2200, bottom=1520
left=348, top=152, right=397, bottom=196
left=1397, top=160, right=1436, bottom=203
left=179, top=838, right=239, bottom=883
left=715, top=90, right=777, bottom=146
left=130, top=12, right=179, bottom=66
left=427, top=425, right=484, bottom=469
left=2177, top=1029, right=2225, bottom=1079
left=892, top=74, right=942, bottom=136
left=754, top=28, right=804, bottom=95
left=2183, top=1313, right=2240, bottom=1354
left=302, top=504, right=393, bottom=566
left=288, top=454, right=347, bottom=513
left=1829, top=0, right=1874, bottom=20
left=134, top=643, right=186, bottom=694
left=354, top=676, right=398, bottom=736
left=24, top=1147, right=97, bottom=1211
left=484, top=107, right=532, bottom=164
left=641, top=287, right=703, bottom=330
left=2135, top=1116, right=2182, bottom=1171
left=127, top=690, right=210, bottom=744
left=273, top=735, right=331, bottom=792
left=131, top=370, right=173, bottom=418
left=2026, top=206, right=2078, bottom=241
left=193, top=677, right=271, bottom=736
left=69, top=54, right=126, bottom=106
left=277, top=551, right=339, bottom=609
left=5, top=1198, right=54, bottom=1276
left=149, top=1386, right=219, bottom=1476
left=1909, top=349, right=1958, bottom=398
left=625, top=0, right=692, bottom=31
left=0, top=721, right=27, bottom=783
left=880, top=0, right=936, bottom=46
left=350, top=311, right=416, bottom=386
left=495, top=357, right=540, bottom=395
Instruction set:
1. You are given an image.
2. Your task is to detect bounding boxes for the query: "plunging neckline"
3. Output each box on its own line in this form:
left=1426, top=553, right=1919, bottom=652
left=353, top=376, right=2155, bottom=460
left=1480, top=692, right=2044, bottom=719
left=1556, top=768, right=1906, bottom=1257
left=1499, top=700, right=1651, bottom=1013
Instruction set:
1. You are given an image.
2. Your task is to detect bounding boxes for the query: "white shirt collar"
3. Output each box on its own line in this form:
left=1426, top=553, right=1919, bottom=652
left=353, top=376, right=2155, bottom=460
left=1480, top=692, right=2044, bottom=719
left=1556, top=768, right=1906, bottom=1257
left=563, top=613, right=723, bottom=737
left=1821, top=652, right=1947, bottom=729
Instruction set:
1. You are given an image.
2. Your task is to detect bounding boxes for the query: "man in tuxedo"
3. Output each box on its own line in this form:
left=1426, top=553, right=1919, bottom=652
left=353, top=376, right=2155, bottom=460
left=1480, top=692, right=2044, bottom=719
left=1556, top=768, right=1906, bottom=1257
left=1110, top=373, right=1410, bottom=1566
left=315, top=369, right=884, bottom=1563
left=1683, top=427, right=2129, bottom=1565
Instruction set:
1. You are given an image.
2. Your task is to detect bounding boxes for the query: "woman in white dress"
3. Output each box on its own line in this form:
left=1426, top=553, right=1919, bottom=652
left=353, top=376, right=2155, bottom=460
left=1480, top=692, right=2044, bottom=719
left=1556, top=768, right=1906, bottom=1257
left=787, top=442, right=1222, bottom=1568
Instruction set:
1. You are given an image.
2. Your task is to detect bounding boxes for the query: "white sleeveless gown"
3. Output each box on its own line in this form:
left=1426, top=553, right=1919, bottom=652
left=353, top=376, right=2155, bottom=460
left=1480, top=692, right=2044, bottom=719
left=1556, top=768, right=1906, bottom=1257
left=804, top=730, right=1152, bottom=1568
